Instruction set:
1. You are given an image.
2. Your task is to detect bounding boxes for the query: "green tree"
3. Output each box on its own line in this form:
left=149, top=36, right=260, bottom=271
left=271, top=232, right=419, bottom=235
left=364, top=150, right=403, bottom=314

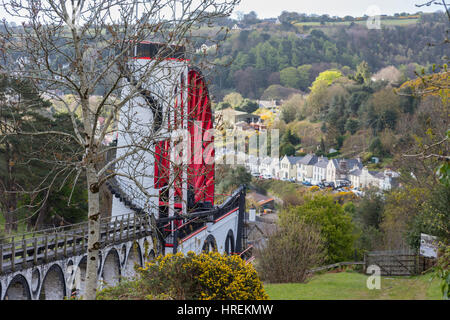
left=282, top=194, right=355, bottom=263
left=0, top=76, right=86, bottom=232
left=223, top=92, right=244, bottom=109
left=216, top=165, right=251, bottom=194
left=280, top=94, right=304, bottom=123
left=280, top=67, right=300, bottom=89
left=236, top=99, right=258, bottom=113
left=345, top=118, right=359, bottom=134
left=310, top=70, right=343, bottom=92
left=280, top=142, right=296, bottom=157
left=297, top=65, right=312, bottom=91
left=351, top=61, right=371, bottom=84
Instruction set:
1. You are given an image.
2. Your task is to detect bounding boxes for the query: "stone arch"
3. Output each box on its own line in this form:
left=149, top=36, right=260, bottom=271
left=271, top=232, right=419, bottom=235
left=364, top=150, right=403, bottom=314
left=123, top=242, right=143, bottom=279
left=202, top=235, right=217, bottom=253
left=224, top=230, right=235, bottom=255
left=101, top=248, right=121, bottom=287
left=4, top=274, right=31, bottom=300
left=39, top=264, right=66, bottom=300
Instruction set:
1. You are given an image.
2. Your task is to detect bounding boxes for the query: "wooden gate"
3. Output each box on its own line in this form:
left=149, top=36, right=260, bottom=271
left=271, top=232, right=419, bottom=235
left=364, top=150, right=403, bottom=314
left=364, top=250, right=420, bottom=276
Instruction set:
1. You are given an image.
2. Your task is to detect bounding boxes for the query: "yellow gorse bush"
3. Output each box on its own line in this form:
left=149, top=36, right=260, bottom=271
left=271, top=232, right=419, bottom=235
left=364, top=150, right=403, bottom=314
left=138, top=251, right=268, bottom=300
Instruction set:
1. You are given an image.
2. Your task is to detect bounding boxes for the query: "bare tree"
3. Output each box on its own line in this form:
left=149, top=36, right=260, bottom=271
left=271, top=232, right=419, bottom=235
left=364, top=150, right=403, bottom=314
left=0, top=0, right=239, bottom=299
left=255, top=216, right=325, bottom=283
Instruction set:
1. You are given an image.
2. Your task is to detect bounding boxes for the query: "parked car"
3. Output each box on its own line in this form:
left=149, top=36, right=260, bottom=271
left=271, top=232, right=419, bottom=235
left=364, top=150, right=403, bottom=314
left=323, top=181, right=334, bottom=188
left=280, top=177, right=289, bottom=181
left=289, top=178, right=296, bottom=183
left=302, top=181, right=312, bottom=186
left=262, top=173, right=272, bottom=180
left=251, top=171, right=260, bottom=178
left=335, top=179, right=351, bottom=188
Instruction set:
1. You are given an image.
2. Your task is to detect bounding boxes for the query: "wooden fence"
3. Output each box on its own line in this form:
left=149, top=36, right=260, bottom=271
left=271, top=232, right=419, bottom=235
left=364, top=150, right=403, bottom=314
left=0, top=213, right=152, bottom=274
left=308, top=261, right=364, bottom=274
left=364, top=249, right=433, bottom=276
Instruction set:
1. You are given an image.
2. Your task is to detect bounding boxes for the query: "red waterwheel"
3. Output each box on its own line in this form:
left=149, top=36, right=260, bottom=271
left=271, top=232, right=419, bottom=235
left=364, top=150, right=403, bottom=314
left=154, top=67, right=215, bottom=214
left=186, top=68, right=215, bottom=206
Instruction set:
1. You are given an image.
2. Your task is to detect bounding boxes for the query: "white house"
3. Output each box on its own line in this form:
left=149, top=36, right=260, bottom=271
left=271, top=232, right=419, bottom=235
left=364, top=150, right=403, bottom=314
left=349, top=167, right=397, bottom=190
left=259, top=157, right=272, bottom=176
left=297, top=154, right=318, bottom=182
left=247, top=155, right=260, bottom=174
left=327, top=158, right=363, bottom=185
left=269, top=157, right=280, bottom=179
left=379, top=169, right=400, bottom=190
left=280, top=156, right=303, bottom=180
left=312, top=156, right=328, bottom=185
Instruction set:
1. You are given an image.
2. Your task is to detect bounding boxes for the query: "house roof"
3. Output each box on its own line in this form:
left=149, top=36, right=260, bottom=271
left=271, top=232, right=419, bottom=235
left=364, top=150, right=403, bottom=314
left=346, top=159, right=363, bottom=170
left=248, top=192, right=273, bottom=204
left=285, top=156, right=304, bottom=165
left=330, top=158, right=362, bottom=171
left=298, top=154, right=318, bottom=165
left=349, top=168, right=362, bottom=176
left=373, top=172, right=385, bottom=179
left=315, top=157, right=329, bottom=168
left=261, top=157, right=273, bottom=165
left=214, top=108, right=248, bottom=116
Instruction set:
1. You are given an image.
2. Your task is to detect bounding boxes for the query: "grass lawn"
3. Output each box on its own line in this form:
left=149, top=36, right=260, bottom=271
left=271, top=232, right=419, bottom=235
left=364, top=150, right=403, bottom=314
left=264, top=271, right=442, bottom=300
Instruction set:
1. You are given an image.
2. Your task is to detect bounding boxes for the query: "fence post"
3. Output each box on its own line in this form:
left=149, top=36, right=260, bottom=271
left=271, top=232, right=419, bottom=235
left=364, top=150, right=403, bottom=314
left=33, top=237, right=38, bottom=265
left=363, top=252, right=366, bottom=273
left=44, top=235, right=48, bottom=263
left=127, top=213, right=131, bottom=241
left=54, top=232, right=58, bottom=261
left=105, top=219, right=109, bottom=245
left=22, top=236, right=27, bottom=269
left=133, top=214, right=137, bottom=240
left=0, top=243, right=3, bottom=273
left=11, top=237, right=15, bottom=272
left=112, top=217, right=117, bottom=243
left=64, top=234, right=68, bottom=257
left=82, top=227, right=87, bottom=251
left=119, top=218, right=124, bottom=242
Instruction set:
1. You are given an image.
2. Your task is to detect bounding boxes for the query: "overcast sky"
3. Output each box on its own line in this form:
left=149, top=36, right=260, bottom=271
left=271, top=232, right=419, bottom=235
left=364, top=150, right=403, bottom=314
left=233, top=0, right=442, bottom=18
left=0, top=0, right=444, bottom=23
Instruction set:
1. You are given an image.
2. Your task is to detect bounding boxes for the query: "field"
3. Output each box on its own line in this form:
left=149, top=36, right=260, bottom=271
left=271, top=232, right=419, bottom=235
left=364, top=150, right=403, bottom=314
left=264, top=271, right=442, bottom=300
left=294, top=18, right=419, bottom=28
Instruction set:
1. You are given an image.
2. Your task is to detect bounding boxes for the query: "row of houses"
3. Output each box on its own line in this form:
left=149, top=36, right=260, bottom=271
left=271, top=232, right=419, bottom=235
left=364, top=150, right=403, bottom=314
left=246, top=154, right=399, bottom=191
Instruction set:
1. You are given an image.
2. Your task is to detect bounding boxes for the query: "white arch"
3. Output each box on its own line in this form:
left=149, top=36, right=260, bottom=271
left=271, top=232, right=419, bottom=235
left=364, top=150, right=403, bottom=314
left=123, top=242, right=143, bottom=279
left=101, top=249, right=121, bottom=287
left=39, top=264, right=66, bottom=300
left=4, top=274, right=31, bottom=300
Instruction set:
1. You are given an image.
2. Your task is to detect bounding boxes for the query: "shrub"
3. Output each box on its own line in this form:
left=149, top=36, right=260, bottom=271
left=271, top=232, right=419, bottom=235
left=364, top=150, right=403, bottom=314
left=282, top=194, right=355, bottom=263
left=256, top=217, right=325, bottom=283
left=97, top=251, right=268, bottom=300
left=434, top=245, right=449, bottom=300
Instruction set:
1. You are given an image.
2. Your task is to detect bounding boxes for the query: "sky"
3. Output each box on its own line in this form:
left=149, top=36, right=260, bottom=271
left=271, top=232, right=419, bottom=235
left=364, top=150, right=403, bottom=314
left=0, top=0, right=444, bottom=23
left=233, top=0, right=443, bottom=18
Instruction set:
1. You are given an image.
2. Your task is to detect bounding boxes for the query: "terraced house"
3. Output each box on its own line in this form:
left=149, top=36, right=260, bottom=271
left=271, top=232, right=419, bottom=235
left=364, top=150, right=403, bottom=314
left=296, top=154, right=318, bottom=183
left=280, top=155, right=303, bottom=180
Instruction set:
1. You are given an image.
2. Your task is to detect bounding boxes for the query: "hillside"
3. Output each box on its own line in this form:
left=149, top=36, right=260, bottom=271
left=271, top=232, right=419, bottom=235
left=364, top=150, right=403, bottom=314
left=208, top=12, right=448, bottom=100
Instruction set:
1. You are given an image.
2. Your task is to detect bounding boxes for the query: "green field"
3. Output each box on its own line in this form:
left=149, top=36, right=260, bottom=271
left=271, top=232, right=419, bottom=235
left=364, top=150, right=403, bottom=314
left=294, top=18, right=418, bottom=28
left=264, top=271, right=442, bottom=300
